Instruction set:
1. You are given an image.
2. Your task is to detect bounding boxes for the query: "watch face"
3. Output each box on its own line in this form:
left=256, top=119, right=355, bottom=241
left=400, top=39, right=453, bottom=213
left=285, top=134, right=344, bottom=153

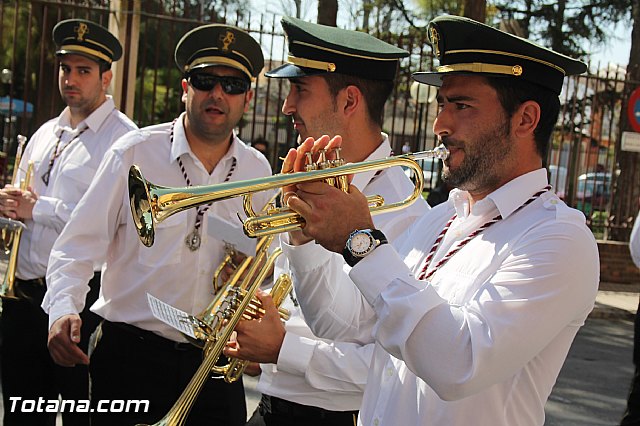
left=349, top=232, right=374, bottom=256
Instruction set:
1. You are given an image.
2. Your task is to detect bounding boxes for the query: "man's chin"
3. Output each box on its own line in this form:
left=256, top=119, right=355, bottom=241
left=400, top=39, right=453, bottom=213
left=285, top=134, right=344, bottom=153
left=63, top=98, right=83, bottom=108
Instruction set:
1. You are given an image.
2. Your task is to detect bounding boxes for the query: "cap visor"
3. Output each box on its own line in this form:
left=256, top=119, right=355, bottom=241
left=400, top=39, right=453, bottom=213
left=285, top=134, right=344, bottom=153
left=189, top=62, right=252, bottom=80
left=265, top=63, right=327, bottom=79
left=411, top=72, right=445, bottom=87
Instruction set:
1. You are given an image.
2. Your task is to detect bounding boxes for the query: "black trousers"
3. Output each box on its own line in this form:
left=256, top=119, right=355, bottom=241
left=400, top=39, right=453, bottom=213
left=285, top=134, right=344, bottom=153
left=0, top=273, right=101, bottom=426
left=90, top=319, right=246, bottom=426
left=621, top=297, right=640, bottom=425
left=245, top=394, right=358, bottom=426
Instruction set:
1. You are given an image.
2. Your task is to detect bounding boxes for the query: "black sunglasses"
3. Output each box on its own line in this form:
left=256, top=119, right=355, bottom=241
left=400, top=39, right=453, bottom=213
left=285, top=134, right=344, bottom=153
left=188, top=73, right=250, bottom=95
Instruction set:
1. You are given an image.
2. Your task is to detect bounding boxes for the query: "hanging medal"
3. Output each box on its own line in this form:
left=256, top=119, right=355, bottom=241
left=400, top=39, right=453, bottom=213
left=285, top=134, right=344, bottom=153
left=168, top=120, right=237, bottom=251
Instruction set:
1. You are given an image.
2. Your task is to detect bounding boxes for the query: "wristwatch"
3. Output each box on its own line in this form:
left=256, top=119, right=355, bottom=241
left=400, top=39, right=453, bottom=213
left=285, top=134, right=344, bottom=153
left=342, top=229, right=388, bottom=267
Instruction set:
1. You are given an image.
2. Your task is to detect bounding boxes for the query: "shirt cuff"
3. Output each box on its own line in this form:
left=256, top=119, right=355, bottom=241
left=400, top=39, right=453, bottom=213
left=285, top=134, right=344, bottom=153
left=44, top=298, right=79, bottom=331
left=349, top=244, right=413, bottom=305
left=32, top=195, right=56, bottom=223
left=280, top=235, right=335, bottom=273
left=276, top=331, right=316, bottom=375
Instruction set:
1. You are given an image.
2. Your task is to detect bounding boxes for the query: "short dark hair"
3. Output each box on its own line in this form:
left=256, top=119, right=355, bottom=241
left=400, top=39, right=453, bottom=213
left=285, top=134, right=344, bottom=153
left=485, top=76, right=560, bottom=159
left=252, top=136, right=268, bottom=147
left=319, top=73, right=394, bottom=127
left=98, top=60, right=111, bottom=74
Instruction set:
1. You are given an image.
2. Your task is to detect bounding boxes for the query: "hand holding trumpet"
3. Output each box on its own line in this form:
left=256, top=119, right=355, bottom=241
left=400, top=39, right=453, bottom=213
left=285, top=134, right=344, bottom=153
left=0, top=185, right=37, bottom=220
left=283, top=135, right=375, bottom=253
left=223, top=289, right=286, bottom=364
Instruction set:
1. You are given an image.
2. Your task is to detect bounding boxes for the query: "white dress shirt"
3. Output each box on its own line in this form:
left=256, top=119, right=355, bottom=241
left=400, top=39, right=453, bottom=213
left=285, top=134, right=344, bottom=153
left=260, top=135, right=429, bottom=411
left=14, top=96, right=137, bottom=280
left=43, top=113, right=273, bottom=342
left=631, top=210, right=640, bottom=268
left=285, top=168, right=600, bottom=426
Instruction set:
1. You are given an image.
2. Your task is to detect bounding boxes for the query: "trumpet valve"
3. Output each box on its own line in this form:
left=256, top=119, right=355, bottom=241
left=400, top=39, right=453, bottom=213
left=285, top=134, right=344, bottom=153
left=304, top=152, right=315, bottom=171
left=317, top=149, right=328, bottom=167
left=244, top=298, right=291, bottom=321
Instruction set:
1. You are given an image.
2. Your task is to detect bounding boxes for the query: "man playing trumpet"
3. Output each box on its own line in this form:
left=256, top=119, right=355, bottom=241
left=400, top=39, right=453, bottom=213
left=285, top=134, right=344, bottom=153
left=266, top=15, right=600, bottom=425
left=223, top=16, right=430, bottom=426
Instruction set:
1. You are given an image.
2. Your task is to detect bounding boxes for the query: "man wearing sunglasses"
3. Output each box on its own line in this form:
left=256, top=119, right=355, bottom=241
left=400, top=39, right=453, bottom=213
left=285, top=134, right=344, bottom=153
left=43, top=24, right=272, bottom=425
left=224, top=17, right=430, bottom=426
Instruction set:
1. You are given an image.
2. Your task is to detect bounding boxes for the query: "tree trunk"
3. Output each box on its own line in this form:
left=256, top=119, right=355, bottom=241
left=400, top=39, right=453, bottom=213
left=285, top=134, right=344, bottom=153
left=463, top=0, right=486, bottom=22
left=629, top=0, right=640, bottom=77
left=551, top=0, right=566, bottom=54
left=362, top=0, right=372, bottom=31
left=293, top=0, right=301, bottom=18
left=317, top=0, right=338, bottom=26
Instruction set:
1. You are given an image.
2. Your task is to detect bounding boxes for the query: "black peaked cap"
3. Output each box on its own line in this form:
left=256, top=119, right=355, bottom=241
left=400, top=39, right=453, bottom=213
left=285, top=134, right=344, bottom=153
left=53, top=19, right=122, bottom=64
left=175, top=24, right=264, bottom=80
left=413, top=15, right=587, bottom=95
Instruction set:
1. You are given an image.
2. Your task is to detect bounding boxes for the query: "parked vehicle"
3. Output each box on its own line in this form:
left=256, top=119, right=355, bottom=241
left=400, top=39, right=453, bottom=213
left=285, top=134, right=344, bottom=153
left=404, top=157, right=441, bottom=190
left=576, top=172, right=613, bottom=207
left=548, top=165, right=568, bottom=199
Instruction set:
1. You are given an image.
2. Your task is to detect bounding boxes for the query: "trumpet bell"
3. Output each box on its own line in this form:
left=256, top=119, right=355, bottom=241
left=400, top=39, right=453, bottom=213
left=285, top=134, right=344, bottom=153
left=129, top=165, right=156, bottom=247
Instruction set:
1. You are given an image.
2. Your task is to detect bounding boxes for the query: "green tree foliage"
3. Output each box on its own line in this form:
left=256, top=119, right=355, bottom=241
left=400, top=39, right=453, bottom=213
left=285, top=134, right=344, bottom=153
left=492, top=0, right=632, bottom=59
left=413, top=0, right=464, bottom=21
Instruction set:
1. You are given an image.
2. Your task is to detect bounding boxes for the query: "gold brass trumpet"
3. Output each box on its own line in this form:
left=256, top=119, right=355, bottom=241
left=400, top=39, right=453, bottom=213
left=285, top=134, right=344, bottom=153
left=129, top=145, right=449, bottom=246
left=136, top=233, right=292, bottom=426
left=1, top=135, right=34, bottom=304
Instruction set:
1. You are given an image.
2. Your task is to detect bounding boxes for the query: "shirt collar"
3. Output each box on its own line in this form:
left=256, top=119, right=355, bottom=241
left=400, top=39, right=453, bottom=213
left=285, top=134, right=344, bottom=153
left=56, top=95, right=115, bottom=134
left=450, top=168, right=549, bottom=219
left=351, top=133, right=391, bottom=190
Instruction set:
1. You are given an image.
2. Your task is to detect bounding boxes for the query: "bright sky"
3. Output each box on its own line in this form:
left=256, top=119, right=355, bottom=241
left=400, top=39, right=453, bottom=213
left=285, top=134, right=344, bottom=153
left=588, top=22, right=632, bottom=67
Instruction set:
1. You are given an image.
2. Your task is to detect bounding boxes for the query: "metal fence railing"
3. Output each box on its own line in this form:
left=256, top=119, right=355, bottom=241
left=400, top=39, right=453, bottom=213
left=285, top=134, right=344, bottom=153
left=0, top=0, right=638, bottom=241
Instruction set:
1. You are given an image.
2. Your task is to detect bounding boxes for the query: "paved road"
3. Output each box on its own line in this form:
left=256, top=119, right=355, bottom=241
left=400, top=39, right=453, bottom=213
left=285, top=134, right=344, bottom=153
left=545, top=317, right=634, bottom=425
left=0, top=317, right=634, bottom=424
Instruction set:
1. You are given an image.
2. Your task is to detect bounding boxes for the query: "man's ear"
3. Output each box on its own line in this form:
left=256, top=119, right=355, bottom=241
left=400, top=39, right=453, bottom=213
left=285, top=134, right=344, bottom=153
left=244, top=89, right=254, bottom=113
left=512, top=100, right=540, bottom=139
left=101, top=70, right=113, bottom=91
left=341, top=85, right=362, bottom=118
left=181, top=79, right=188, bottom=103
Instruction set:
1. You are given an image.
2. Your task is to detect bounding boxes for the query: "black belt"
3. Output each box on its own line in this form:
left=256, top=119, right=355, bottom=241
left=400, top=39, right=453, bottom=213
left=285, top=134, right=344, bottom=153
left=16, top=277, right=46, bottom=286
left=259, top=394, right=358, bottom=420
left=101, top=320, right=198, bottom=352
left=13, top=277, right=47, bottom=303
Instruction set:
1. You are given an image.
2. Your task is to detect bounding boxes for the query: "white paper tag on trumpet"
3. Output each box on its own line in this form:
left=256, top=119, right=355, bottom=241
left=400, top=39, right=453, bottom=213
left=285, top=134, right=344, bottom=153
left=207, top=214, right=257, bottom=255
left=147, top=293, right=197, bottom=339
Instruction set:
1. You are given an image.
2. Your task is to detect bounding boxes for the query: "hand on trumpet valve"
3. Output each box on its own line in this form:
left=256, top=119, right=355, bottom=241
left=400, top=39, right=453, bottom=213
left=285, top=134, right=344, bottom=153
left=282, top=135, right=375, bottom=252
left=223, top=289, right=285, bottom=364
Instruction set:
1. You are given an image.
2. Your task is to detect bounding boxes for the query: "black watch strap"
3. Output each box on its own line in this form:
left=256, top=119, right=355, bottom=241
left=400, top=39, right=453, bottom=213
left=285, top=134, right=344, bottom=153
left=342, top=229, right=388, bottom=267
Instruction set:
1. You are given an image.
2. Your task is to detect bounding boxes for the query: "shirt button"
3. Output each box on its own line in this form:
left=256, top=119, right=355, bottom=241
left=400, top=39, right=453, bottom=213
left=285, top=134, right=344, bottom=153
left=374, top=419, right=380, bottom=426
left=386, top=367, right=393, bottom=378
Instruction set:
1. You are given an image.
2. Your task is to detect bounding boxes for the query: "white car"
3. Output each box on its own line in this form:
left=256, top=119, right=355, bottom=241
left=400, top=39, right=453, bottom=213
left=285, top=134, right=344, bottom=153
left=548, top=165, right=568, bottom=199
left=404, top=157, right=441, bottom=190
